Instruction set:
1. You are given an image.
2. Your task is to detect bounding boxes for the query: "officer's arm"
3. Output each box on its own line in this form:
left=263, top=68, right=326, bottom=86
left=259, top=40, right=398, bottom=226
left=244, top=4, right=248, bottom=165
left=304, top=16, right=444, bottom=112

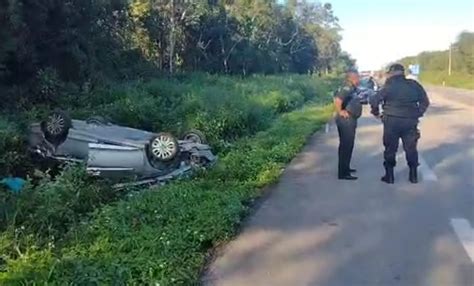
left=370, top=88, right=385, bottom=116
left=334, top=97, right=350, bottom=118
left=333, top=88, right=350, bottom=118
left=410, top=80, right=430, bottom=115
left=334, top=97, right=343, bottom=113
left=417, top=84, right=430, bottom=115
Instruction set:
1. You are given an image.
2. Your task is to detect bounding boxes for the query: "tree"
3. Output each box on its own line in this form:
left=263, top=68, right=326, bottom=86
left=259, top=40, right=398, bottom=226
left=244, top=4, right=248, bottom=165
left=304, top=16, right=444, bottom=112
left=455, top=31, right=474, bottom=74
left=1, top=0, right=355, bottom=106
left=398, top=31, right=474, bottom=75
left=333, top=52, right=356, bottom=74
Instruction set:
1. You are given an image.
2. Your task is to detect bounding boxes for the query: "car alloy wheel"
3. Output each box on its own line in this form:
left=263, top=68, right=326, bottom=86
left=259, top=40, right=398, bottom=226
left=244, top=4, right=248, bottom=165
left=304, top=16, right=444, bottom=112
left=41, top=110, right=72, bottom=146
left=149, top=133, right=179, bottom=162
left=47, top=113, right=66, bottom=136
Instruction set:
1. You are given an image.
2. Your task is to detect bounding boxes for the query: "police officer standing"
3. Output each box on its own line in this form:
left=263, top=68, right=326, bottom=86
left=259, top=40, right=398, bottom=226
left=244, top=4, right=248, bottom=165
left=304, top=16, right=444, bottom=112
left=370, top=64, right=430, bottom=184
left=334, top=70, right=362, bottom=180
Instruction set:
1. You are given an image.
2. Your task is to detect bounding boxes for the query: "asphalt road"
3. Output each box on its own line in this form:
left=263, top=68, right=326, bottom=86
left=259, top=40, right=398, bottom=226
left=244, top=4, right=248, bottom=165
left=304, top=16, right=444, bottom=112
left=203, top=86, right=474, bottom=286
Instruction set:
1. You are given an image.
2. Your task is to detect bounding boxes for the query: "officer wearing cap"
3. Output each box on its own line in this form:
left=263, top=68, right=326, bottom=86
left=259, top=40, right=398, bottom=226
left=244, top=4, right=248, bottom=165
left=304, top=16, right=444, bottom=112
left=370, top=63, right=430, bottom=184
left=334, top=70, right=362, bottom=180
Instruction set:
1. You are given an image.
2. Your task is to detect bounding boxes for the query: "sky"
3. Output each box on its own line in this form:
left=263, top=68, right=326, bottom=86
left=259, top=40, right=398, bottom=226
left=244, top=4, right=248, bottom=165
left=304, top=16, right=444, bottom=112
left=328, top=0, right=474, bottom=70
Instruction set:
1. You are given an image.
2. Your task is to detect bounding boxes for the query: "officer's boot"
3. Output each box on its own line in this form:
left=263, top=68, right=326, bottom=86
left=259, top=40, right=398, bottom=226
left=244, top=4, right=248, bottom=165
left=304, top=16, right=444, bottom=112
left=409, top=166, right=418, bottom=184
left=381, top=166, right=395, bottom=184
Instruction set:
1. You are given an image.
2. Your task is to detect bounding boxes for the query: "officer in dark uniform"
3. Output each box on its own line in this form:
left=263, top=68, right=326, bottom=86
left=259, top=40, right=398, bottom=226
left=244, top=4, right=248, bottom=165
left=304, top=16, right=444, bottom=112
left=370, top=64, right=430, bottom=184
left=334, top=70, right=362, bottom=180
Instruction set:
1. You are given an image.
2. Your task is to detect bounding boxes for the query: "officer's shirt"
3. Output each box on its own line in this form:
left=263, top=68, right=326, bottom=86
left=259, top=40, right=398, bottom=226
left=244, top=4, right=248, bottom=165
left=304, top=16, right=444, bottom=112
left=370, top=75, right=430, bottom=119
left=334, top=84, right=362, bottom=119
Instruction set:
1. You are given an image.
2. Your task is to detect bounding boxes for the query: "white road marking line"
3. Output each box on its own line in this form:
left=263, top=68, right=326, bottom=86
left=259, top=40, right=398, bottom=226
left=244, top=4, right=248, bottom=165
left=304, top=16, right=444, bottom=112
left=325, top=123, right=330, bottom=134
left=450, top=218, right=474, bottom=263
left=418, top=155, right=438, bottom=181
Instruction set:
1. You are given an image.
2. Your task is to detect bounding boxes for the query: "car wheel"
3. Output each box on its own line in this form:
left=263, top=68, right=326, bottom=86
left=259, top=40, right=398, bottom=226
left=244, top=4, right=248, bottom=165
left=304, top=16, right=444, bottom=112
left=148, top=133, right=179, bottom=162
left=41, top=110, right=72, bottom=145
left=183, top=129, right=206, bottom=144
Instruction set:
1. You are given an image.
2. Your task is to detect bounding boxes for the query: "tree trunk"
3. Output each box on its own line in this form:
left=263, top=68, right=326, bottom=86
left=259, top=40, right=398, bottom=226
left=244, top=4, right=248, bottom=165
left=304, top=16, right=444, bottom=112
left=219, top=35, right=228, bottom=73
left=169, top=0, right=175, bottom=75
left=158, top=40, right=163, bottom=70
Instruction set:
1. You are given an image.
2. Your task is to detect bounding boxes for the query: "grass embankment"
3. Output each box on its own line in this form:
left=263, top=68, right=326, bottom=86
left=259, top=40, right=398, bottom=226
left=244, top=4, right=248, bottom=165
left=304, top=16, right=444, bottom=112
left=420, top=71, right=474, bottom=90
left=0, top=73, right=336, bottom=285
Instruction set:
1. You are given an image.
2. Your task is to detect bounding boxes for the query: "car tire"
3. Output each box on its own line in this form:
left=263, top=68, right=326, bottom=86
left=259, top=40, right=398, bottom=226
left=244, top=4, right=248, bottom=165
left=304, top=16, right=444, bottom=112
left=183, top=129, right=206, bottom=144
left=41, top=110, right=72, bottom=146
left=148, top=132, right=179, bottom=162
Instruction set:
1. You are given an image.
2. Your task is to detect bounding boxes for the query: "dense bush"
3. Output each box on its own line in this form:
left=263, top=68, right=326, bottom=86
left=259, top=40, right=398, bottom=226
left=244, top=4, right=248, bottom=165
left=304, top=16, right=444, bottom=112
left=0, top=103, right=333, bottom=285
left=0, top=119, right=32, bottom=178
left=76, top=75, right=334, bottom=149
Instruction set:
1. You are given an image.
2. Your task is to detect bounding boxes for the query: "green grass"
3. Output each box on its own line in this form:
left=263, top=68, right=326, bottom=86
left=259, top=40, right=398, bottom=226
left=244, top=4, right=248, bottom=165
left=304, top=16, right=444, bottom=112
left=0, top=73, right=336, bottom=285
left=420, top=70, right=474, bottom=90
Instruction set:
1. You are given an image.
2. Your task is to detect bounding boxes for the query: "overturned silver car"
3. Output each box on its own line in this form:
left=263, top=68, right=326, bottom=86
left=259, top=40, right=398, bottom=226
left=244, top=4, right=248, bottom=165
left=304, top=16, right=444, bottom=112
left=28, top=110, right=217, bottom=187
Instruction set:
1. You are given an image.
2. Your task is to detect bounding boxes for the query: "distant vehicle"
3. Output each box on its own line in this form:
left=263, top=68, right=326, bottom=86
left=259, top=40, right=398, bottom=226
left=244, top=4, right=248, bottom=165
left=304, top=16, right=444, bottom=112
left=357, top=77, right=377, bottom=105
left=28, top=110, right=217, bottom=186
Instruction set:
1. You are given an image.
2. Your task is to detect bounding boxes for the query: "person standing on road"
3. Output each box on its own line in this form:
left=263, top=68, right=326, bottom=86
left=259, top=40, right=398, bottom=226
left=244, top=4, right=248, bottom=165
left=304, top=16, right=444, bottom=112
left=334, top=70, right=362, bottom=180
left=370, top=64, right=430, bottom=184
left=366, top=76, right=377, bottom=90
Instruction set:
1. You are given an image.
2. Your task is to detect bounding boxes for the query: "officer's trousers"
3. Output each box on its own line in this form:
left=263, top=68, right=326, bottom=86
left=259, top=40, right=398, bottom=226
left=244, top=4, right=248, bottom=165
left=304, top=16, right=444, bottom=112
left=383, top=116, right=419, bottom=168
left=336, top=115, right=357, bottom=176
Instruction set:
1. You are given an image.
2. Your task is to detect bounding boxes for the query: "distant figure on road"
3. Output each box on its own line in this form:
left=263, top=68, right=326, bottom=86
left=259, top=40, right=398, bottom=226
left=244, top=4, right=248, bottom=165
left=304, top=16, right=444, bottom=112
left=370, top=64, right=430, bottom=184
left=334, top=70, right=362, bottom=180
left=366, top=76, right=376, bottom=90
